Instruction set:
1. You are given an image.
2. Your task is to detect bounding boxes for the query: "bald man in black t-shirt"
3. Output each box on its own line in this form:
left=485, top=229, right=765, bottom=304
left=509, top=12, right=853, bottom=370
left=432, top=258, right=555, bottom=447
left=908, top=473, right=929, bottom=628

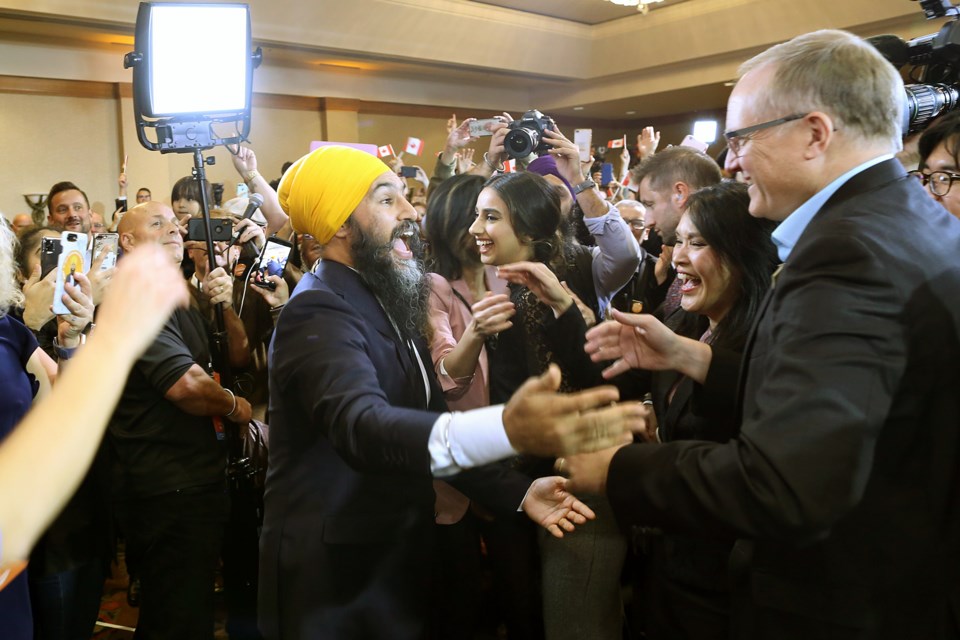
left=108, top=202, right=252, bottom=640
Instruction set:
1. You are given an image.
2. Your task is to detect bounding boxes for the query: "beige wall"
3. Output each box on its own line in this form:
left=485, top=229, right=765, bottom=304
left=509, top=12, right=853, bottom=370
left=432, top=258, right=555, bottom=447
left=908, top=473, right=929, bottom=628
left=0, top=84, right=734, bottom=226
left=0, top=93, right=121, bottom=221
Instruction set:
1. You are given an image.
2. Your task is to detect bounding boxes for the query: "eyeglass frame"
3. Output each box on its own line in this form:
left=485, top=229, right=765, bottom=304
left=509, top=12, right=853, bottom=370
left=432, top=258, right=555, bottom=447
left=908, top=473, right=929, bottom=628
left=908, top=169, right=960, bottom=197
left=724, top=113, right=809, bottom=157
left=624, top=219, right=646, bottom=230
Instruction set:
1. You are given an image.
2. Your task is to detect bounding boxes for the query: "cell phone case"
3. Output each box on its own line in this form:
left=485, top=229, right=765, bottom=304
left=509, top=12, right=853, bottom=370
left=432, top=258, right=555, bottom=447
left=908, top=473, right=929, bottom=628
left=601, top=163, right=615, bottom=186
left=40, top=237, right=62, bottom=280
left=574, top=129, right=593, bottom=163
left=52, top=233, right=89, bottom=316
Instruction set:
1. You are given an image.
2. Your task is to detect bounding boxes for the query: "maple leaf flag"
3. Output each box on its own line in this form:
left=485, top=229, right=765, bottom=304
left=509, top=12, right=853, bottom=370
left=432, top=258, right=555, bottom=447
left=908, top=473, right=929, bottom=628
left=607, top=137, right=625, bottom=149
left=405, top=137, right=424, bottom=156
left=377, top=144, right=395, bottom=158
left=503, top=158, right=516, bottom=173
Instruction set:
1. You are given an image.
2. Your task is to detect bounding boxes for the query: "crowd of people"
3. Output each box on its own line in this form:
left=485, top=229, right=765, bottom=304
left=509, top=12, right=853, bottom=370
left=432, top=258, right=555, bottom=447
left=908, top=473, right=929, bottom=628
left=0, top=26, right=958, bottom=640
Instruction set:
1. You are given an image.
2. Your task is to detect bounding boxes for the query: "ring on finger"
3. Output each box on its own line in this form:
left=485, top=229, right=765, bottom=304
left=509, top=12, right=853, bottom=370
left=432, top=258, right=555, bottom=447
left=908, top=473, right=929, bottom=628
left=554, top=457, right=567, bottom=475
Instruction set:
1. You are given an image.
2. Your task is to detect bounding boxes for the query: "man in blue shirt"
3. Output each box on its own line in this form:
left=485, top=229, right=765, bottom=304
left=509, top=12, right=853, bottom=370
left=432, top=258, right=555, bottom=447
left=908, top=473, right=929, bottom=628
left=572, top=29, right=960, bottom=640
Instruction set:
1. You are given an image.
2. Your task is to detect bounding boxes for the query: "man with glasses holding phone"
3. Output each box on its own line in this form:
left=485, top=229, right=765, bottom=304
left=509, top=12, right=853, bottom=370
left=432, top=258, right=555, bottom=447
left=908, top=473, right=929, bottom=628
left=914, top=110, right=960, bottom=219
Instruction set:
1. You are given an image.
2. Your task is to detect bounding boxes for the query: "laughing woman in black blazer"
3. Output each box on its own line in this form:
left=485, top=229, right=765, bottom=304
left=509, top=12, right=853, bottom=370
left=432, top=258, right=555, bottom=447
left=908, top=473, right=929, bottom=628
left=636, top=181, right=777, bottom=639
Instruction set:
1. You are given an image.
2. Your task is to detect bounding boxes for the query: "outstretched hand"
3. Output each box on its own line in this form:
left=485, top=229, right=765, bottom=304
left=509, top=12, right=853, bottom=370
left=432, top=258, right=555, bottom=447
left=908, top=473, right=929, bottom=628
left=637, top=126, right=661, bottom=160
left=503, top=364, right=646, bottom=456
left=522, top=476, right=596, bottom=538
left=584, top=309, right=713, bottom=384
left=584, top=310, right=682, bottom=378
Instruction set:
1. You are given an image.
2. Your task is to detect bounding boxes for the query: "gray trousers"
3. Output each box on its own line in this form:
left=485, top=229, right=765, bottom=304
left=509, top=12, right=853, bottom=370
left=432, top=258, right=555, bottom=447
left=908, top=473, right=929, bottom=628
left=540, top=494, right=627, bottom=640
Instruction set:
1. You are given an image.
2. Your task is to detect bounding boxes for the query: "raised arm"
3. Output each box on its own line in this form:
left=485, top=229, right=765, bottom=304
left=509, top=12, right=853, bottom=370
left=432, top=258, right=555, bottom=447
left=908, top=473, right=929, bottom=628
left=230, top=144, right=287, bottom=236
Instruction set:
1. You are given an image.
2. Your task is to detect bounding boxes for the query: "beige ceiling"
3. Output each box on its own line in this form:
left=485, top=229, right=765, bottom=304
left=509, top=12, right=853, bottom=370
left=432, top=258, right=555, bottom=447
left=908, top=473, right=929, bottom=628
left=0, top=0, right=936, bottom=125
left=471, top=0, right=688, bottom=25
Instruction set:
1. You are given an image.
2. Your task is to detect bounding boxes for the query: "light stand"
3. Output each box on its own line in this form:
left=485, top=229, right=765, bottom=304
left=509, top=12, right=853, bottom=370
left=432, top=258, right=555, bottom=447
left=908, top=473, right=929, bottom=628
left=124, top=7, right=265, bottom=631
left=123, top=2, right=262, bottom=476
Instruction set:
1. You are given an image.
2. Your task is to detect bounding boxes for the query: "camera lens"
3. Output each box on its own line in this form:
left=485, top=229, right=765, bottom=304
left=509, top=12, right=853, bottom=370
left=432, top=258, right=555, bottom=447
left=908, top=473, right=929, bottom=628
left=505, top=129, right=533, bottom=158
left=67, top=234, right=77, bottom=241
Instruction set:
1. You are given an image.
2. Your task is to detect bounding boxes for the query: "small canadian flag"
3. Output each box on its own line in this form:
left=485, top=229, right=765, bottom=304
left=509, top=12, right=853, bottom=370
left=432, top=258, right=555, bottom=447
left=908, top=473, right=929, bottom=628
left=405, top=137, right=424, bottom=156
left=503, top=158, right=516, bottom=173
left=607, top=136, right=626, bottom=149
left=377, top=144, right=395, bottom=158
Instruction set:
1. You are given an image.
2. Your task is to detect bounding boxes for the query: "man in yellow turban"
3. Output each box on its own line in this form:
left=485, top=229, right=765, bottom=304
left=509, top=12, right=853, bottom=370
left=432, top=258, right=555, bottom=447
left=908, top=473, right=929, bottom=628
left=259, top=145, right=643, bottom=640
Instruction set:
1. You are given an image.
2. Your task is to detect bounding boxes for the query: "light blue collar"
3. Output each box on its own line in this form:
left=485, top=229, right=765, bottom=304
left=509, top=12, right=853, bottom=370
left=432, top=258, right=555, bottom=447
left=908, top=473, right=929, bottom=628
left=772, top=154, right=893, bottom=262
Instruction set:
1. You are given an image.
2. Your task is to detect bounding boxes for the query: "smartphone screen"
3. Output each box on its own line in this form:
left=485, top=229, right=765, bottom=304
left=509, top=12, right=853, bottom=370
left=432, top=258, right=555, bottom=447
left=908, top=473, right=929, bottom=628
left=574, top=129, right=593, bottom=163
left=399, top=166, right=418, bottom=178
left=52, top=232, right=89, bottom=315
left=93, top=232, right=119, bottom=270
left=40, top=236, right=62, bottom=280
left=252, top=238, right=292, bottom=290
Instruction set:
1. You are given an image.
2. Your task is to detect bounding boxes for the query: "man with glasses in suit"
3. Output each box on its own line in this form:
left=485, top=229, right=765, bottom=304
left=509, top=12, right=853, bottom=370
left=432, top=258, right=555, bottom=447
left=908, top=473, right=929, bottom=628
left=571, top=29, right=960, bottom=640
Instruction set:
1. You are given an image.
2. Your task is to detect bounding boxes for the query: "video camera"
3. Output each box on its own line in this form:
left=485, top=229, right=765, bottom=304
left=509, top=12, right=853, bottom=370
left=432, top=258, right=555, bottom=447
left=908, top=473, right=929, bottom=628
left=868, top=0, right=960, bottom=134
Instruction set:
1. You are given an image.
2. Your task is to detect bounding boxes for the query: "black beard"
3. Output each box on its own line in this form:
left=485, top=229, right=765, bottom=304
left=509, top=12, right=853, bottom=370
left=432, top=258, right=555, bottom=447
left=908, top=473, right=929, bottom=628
left=350, top=219, right=431, bottom=342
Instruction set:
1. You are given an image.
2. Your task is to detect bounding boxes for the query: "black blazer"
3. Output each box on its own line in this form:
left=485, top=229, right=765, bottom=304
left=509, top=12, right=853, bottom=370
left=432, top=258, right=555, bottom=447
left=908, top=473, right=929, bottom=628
left=258, top=260, right=528, bottom=640
left=606, top=160, right=960, bottom=639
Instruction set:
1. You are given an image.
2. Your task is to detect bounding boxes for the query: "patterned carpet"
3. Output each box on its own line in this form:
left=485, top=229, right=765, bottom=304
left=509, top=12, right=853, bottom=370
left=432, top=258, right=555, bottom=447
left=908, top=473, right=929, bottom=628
left=91, top=548, right=228, bottom=639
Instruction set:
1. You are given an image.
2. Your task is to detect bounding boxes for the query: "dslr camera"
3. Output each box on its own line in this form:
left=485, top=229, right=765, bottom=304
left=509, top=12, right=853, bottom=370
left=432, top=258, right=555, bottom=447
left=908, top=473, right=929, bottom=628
left=868, top=0, right=960, bottom=134
left=504, top=109, right=555, bottom=159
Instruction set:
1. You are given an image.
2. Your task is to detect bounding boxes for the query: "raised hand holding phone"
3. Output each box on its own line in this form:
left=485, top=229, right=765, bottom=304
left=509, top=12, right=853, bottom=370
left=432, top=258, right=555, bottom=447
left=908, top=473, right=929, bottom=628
left=52, top=232, right=88, bottom=316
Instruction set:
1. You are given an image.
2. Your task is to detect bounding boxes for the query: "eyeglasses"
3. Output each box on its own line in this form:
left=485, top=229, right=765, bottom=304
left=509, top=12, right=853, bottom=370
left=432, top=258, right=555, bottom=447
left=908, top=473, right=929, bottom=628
left=908, top=169, right=960, bottom=197
left=724, top=113, right=809, bottom=157
left=625, top=219, right=646, bottom=230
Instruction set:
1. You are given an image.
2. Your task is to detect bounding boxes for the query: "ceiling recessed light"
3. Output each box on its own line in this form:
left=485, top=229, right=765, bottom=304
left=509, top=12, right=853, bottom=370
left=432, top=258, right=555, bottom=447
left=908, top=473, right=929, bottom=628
left=723, top=81, right=736, bottom=87
left=573, top=106, right=584, bottom=111
left=625, top=110, right=636, bottom=115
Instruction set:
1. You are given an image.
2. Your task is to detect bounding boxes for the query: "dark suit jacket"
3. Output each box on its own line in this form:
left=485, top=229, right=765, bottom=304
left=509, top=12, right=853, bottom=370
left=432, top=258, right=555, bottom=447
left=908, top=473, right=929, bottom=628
left=606, top=160, right=960, bottom=639
left=258, top=260, right=528, bottom=640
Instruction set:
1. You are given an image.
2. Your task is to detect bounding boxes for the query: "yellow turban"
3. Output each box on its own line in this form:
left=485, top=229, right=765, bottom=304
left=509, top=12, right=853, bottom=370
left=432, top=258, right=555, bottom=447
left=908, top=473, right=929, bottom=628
left=277, top=146, right=392, bottom=244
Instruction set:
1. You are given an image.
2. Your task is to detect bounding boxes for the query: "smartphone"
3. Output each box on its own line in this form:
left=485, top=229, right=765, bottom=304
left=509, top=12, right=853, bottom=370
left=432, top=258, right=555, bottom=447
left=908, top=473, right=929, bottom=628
left=52, top=232, right=89, bottom=316
left=574, top=129, right=593, bottom=163
left=679, top=135, right=709, bottom=153
left=40, top=236, right=62, bottom=280
left=252, top=237, right=293, bottom=291
left=399, top=166, right=418, bottom=178
left=600, top=162, right=615, bottom=186
left=469, top=118, right=503, bottom=137
left=93, top=232, right=119, bottom=270
left=187, top=217, right=233, bottom=242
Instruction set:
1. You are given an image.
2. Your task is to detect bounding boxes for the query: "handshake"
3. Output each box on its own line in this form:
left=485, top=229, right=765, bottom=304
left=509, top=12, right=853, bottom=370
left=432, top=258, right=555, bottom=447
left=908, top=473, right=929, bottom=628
left=502, top=363, right=640, bottom=457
